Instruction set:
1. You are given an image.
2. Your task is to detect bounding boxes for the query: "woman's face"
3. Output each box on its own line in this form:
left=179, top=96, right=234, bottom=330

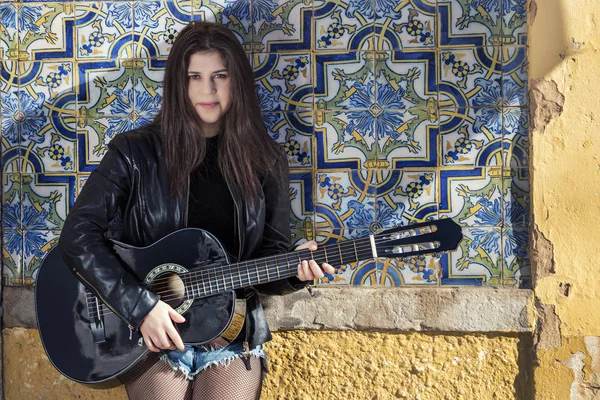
left=187, top=51, right=231, bottom=137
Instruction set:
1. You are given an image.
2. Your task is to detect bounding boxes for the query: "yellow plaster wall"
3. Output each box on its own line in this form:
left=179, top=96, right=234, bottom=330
left=530, top=0, right=600, bottom=398
left=3, top=328, right=529, bottom=399
left=530, top=0, right=600, bottom=335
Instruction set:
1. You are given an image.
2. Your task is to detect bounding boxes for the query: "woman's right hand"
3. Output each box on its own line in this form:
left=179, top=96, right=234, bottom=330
left=139, top=300, right=186, bottom=352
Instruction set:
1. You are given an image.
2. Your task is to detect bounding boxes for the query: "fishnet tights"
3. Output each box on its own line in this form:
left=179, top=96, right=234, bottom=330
left=123, top=354, right=263, bottom=400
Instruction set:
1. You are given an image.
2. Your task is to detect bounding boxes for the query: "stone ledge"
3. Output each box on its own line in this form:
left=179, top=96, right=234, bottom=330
left=4, top=286, right=533, bottom=333
left=261, top=287, right=533, bottom=333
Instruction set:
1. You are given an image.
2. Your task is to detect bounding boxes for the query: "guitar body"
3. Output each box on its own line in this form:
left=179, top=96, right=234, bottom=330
left=35, top=228, right=237, bottom=385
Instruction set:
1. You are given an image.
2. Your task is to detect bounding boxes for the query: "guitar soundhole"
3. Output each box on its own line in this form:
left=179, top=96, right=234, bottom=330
left=149, top=273, right=185, bottom=309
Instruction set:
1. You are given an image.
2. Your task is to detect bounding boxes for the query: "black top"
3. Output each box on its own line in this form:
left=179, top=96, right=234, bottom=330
left=188, top=135, right=236, bottom=259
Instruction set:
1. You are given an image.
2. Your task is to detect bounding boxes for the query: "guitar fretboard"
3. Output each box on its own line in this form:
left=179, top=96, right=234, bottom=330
left=181, top=236, right=374, bottom=300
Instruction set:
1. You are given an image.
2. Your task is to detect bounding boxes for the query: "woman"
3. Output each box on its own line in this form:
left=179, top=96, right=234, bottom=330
left=59, top=21, right=333, bottom=400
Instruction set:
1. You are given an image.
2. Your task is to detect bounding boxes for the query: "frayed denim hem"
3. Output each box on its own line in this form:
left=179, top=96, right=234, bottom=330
left=160, top=345, right=265, bottom=381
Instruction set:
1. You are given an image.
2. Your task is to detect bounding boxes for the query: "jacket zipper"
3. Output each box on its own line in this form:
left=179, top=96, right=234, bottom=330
left=75, top=271, right=137, bottom=338
left=184, top=174, right=190, bottom=228
left=225, top=180, right=247, bottom=353
left=227, top=180, right=243, bottom=262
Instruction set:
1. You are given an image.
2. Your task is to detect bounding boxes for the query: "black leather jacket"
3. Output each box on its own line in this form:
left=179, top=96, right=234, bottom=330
left=59, top=125, right=304, bottom=348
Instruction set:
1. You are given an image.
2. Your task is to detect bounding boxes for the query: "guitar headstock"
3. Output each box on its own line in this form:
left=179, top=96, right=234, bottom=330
left=374, top=218, right=463, bottom=259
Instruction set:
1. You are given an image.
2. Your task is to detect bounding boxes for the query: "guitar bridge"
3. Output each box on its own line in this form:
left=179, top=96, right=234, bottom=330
left=86, top=291, right=106, bottom=343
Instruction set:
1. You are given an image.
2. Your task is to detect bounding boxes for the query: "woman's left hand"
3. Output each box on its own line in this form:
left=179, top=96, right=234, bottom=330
left=294, top=240, right=336, bottom=281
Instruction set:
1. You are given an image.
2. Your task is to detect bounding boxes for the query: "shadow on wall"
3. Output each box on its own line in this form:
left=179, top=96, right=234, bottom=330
left=515, top=334, right=535, bottom=400
left=529, top=0, right=571, bottom=78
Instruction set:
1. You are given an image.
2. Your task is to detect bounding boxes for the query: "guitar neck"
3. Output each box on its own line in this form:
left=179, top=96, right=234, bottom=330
left=182, top=236, right=374, bottom=300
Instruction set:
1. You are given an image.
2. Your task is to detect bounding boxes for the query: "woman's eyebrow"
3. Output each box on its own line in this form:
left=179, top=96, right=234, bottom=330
left=187, top=69, right=228, bottom=74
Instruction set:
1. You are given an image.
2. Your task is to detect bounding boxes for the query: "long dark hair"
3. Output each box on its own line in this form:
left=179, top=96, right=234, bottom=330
left=156, top=21, right=285, bottom=200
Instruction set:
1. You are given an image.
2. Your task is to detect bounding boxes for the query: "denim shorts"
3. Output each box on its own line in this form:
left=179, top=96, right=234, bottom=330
left=160, top=338, right=265, bottom=380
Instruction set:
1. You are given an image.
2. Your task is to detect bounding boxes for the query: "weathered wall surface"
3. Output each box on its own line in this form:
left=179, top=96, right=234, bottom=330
left=530, top=0, right=600, bottom=398
left=3, top=288, right=532, bottom=399
left=4, top=328, right=531, bottom=400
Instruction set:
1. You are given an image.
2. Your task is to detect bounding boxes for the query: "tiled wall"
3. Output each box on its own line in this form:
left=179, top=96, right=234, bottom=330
left=0, top=0, right=529, bottom=288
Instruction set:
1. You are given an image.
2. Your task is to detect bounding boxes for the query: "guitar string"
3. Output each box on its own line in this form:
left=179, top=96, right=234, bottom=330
left=83, top=229, right=436, bottom=304
left=85, top=233, right=444, bottom=319
left=87, top=246, right=443, bottom=320
left=86, top=243, right=378, bottom=319
left=84, top=232, right=441, bottom=318
left=83, top=231, right=443, bottom=318
left=89, top=225, right=439, bottom=290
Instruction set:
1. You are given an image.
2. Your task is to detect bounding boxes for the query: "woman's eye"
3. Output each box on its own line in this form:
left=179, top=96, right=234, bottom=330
left=188, top=75, right=200, bottom=80
left=214, top=74, right=228, bottom=79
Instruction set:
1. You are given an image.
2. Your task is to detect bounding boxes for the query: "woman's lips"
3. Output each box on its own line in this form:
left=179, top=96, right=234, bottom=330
left=199, top=102, right=218, bottom=109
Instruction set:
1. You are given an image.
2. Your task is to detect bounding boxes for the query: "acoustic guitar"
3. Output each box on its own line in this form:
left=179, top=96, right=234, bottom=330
left=35, top=218, right=462, bottom=385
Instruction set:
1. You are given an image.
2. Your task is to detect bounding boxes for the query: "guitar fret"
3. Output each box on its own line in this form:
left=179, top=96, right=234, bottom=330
left=265, top=258, right=270, bottom=282
left=205, top=270, right=213, bottom=295
left=338, top=243, right=343, bottom=265
left=281, top=254, right=288, bottom=279
left=229, top=265, right=234, bottom=288
left=221, top=264, right=227, bottom=291
left=195, top=273, right=201, bottom=298
left=237, top=264, right=243, bottom=287
left=353, top=241, right=359, bottom=263
left=323, top=248, right=328, bottom=264
left=255, top=260, right=261, bottom=283
left=213, top=267, right=220, bottom=293
left=246, top=262, right=251, bottom=285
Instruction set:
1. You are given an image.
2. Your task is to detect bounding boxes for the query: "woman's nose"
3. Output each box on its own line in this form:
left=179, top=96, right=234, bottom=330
left=200, top=78, right=216, bottom=94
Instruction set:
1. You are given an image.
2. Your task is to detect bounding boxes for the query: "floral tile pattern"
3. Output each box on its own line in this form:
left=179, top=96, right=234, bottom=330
left=254, top=52, right=313, bottom=111
left=252, top=0, right=312, bottom=52
left=441, top=226, right=502, bottom=285
left=314, top=50, right=375, bottom=110
left=439, top=107, right=503, bottom=167
left=502, top=0, right=528, bottom=45
left=375, top=0, right=436, bottom=51
left=439, top=167, right=504, bottom=228
left=18, top=3, right=75, bottom=61
left=75, top=2, right=133, bottom=59
left=21, top=117, right=77, bottom=173
left=502, top=46, right=528, bottom=107
left=314, top=0, right=375, bottom=51
left=379, top=256, right=440, bottom=286
left=1, top=0, right=529, bottom=288
left=132, top=0, right=192, bottom=58
left=502, top=106, right=529, bottom=168
left=0, top=3, right=19, bottom=59
left=19, top=61, right=76, bottom=117
left=437, top=0, right=502, bottom=46
left=77, top=116, right=134, bottom=170
left=438, top=47, right=503, bottom=109
left=265, top=111, right=313, bottom=168
left=375, top=169, right=438, bottom=225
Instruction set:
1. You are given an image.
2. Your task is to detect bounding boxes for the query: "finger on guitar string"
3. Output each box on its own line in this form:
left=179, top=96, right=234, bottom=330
left=296, top=263, right=307, bottom=281
left=308, top=260, right=324, bottom=279
left=295, top=240, right=336, bottom=281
